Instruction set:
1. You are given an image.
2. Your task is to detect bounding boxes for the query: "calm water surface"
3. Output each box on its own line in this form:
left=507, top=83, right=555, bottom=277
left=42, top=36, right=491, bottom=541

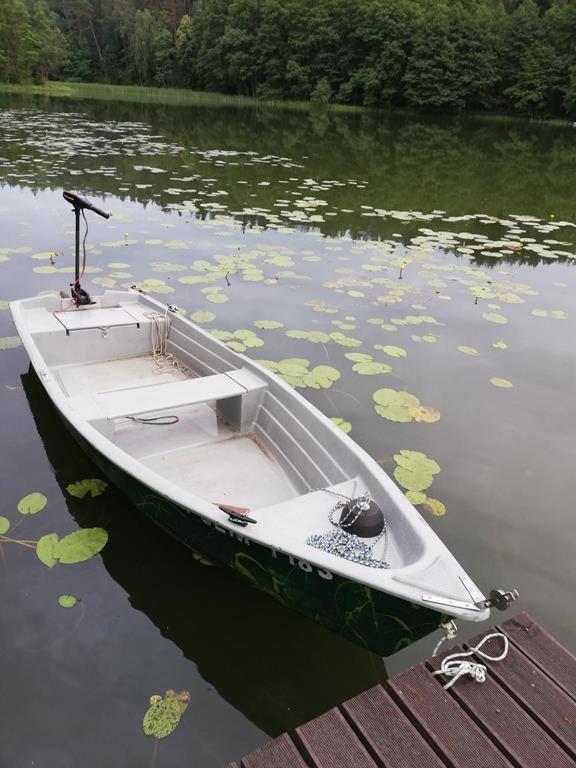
left=1, top=94, right=575, bottom=767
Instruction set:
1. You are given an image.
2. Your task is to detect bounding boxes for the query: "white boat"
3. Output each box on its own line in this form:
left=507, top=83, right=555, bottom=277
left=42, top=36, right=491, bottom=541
left=9, top=193, right=517, bottom=655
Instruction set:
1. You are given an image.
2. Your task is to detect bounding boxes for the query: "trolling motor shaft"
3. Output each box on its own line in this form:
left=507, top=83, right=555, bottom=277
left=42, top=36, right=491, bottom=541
left=63, top=191, right=111, bottom=306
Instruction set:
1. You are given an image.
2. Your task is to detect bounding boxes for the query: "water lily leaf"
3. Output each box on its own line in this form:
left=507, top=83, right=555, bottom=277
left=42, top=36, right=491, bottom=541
left=353, top=361, right=392, bottom=375
left=66, top=479, right=108, bottom=499
left=227, top=341, right=246, bottom=352
left=344, top=353, right=373, bottom=362
left=422, top=498, right=446, bottom=516
left=206, top=293, right=229, bottom=303
left=36, top=533, right=59, bottom=568
left=18, top=492, right=47, bottom=515
left=190, top=311, right=215, bottom=323
left=53, top=527, right=108, bottom=564
left=0, top=516, right=10, bottom=534
left=304, top=365, right=341, bottom=389
left=394, top=466, right=434, bottom=492
left=382, top=345, right=407, bottom=358
left=531, top=309, right=548, bottom=317
left=394, top=450, right=441, bottom=475
left=278, top=359, right=309, bottom=376
left=482, top=312, right=507, bottom=324
left=409, top=405, right=441, bottom=423
left=490, top=377, right=513, bottom=388
left=58, top=594, right=78, bottom=608
left=330, top=418, right=351, bottom=434
left=143, top=691, right=189, bottom=739
left=254, top=320, right=284, bottom=329
left=256, top=360, right=280, bottom=372
left=405, top=491, right=427, bottom=505
left=373, top=388, right=419, bottom=422
left=458, top=346, right=478, bottom=355
left=493, top=341, right=508, bottom=350
left=0, top=336, right=22, bottom=350
left=330, top=332, right=362, bottom=347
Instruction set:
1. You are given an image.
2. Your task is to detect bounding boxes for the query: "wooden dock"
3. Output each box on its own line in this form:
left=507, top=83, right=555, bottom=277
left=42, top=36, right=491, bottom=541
left=226, top=612, right=576, bottom=768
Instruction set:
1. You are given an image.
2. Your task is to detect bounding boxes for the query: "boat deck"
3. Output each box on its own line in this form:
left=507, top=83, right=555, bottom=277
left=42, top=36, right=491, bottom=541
left=226, top=612, right=576, bottom=768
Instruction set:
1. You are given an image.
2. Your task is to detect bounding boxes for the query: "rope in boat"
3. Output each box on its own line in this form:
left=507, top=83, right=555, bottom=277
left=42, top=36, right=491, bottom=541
left=432, top=632, right=509, bottom=689
left=144, top=310, right=193, bottom=378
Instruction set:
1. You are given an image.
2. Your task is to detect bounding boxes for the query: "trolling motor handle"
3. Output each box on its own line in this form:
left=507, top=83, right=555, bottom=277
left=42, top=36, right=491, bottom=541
left=63, top=190, right=111, bottom=219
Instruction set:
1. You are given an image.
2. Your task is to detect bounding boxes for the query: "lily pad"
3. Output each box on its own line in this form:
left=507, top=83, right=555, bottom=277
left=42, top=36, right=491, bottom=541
left=58, top=594, right=78, bottom=608
left=373, top=388, right=420, bottom=423
left=458, top=346, right=478, bottom=355
left=482, top=312, right=508, bottom=325
left=0, top=336, right=22, bottom=350
left=143, top=691, right=190, bottom=740
left=493, top=341, right=508, bottom=350
left=190, top=311, right=215, bottom=323
left=405, top=491, right=427, bottom=505
left=394, top=466, right=434, bottom=492
left=36, top=533, right=59, bottom=568
left=344, top=353, right=373, bottom=363
left=66, top=479, right=108, bottom=499
left=53, top=527, right=108, bottom=564
left=254, top=320, right=284, bottom=329
left=422, top=498, right=446, bottom=516
left=330, top=418, right=352, bottom=434
left=394, top=450, right=441, bottom=475
left=490, top=377, right=513, bottom=388
left=381, top=345, right=407, bottom=358
left=352, top=361, right=392, bottom=375
left=18, top=492, right=47, bottom=515
left=408, top=405, right=441, bottom=423
left=0, top=516, right=10, bottom=534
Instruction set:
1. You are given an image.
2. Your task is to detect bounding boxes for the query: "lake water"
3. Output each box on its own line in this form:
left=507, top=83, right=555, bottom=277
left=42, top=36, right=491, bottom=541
left=1, top=93, right=575, bottom=767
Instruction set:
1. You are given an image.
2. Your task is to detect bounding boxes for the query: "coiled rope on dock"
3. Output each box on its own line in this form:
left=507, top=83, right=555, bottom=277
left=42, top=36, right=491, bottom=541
left=433, top=632, right=509, bottom=690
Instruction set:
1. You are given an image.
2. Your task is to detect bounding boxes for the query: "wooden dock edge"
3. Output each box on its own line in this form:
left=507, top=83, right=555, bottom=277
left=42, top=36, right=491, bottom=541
left=225, top=612, right=576, bottom=768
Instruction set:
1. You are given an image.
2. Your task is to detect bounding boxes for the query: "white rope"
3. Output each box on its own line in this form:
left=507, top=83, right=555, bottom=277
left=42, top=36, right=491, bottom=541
left=144, top=311, right=193, bottom=378
left=433, top=632, right=509, bottom=690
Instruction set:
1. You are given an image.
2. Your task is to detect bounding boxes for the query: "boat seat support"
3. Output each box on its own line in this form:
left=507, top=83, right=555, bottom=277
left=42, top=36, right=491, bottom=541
left=92, top=368, right=267, bottom=430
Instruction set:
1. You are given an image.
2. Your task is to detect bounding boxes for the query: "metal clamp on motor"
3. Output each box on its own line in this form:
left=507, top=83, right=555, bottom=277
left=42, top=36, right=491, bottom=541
left=476, top=588, right=519, bottom=611
left=218, top=505, right=257, bottom=527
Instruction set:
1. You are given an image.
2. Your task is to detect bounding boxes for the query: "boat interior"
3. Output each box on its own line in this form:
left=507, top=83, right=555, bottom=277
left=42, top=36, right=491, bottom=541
left=18, top=293, right=430, bottom=569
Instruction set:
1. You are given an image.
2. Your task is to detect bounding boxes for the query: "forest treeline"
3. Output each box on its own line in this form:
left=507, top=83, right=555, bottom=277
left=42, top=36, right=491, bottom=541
left=1, top=0, right=576, bottom=117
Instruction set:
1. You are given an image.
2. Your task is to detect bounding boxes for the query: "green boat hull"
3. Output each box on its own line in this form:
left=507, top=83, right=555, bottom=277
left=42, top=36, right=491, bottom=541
left=73, top=427, right=443, bottom=657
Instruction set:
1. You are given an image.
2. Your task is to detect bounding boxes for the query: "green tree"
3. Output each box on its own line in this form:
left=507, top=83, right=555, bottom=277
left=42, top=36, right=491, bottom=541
left=32, top=1, right=69, bottom=81
left=505, top=41, right=565, bottom=113
left=0, top=0, right=37, bottom=82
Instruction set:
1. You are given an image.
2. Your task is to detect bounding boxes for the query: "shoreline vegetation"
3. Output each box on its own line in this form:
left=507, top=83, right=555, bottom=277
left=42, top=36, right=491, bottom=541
left=1, top=0, right=576, bottom=121
left=0, top=81, right=573, bottom=129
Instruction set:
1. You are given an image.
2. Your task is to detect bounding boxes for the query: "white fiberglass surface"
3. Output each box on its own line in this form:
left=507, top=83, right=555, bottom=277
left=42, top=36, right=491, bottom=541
left=54, top=355, right=191, bottom=397
left=142, top=434, right=297, bottom=510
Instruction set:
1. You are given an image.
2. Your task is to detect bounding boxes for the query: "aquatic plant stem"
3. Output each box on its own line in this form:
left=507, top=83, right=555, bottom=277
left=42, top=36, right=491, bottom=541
left=0, top=535, right=37, bottom=548
left=150, top=739, right=159, bottom=768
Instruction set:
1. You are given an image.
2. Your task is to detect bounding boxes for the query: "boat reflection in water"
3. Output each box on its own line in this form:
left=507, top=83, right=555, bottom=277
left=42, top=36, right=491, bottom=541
left=21, top=366, right=387, bottom=736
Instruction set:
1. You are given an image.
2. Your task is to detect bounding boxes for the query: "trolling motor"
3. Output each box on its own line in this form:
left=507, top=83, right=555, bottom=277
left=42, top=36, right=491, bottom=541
left=63, top=191, right=111, bottom=306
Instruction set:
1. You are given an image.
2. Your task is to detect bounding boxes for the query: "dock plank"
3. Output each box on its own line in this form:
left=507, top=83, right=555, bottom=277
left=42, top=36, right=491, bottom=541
left=342, top=684, right=447, bottom=768
left=499, top=613, right=576, bottom=701
left=388, top=664, right=513, bottom=768
left=296, top=707, right=377, bottom=768
left=240, top=734, right=307, bottom=768
left=427, top=643, right=575, bottom=768
left=466, top=630, right=576, bottom=759
left=231, top=615, right=576, bottom=768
